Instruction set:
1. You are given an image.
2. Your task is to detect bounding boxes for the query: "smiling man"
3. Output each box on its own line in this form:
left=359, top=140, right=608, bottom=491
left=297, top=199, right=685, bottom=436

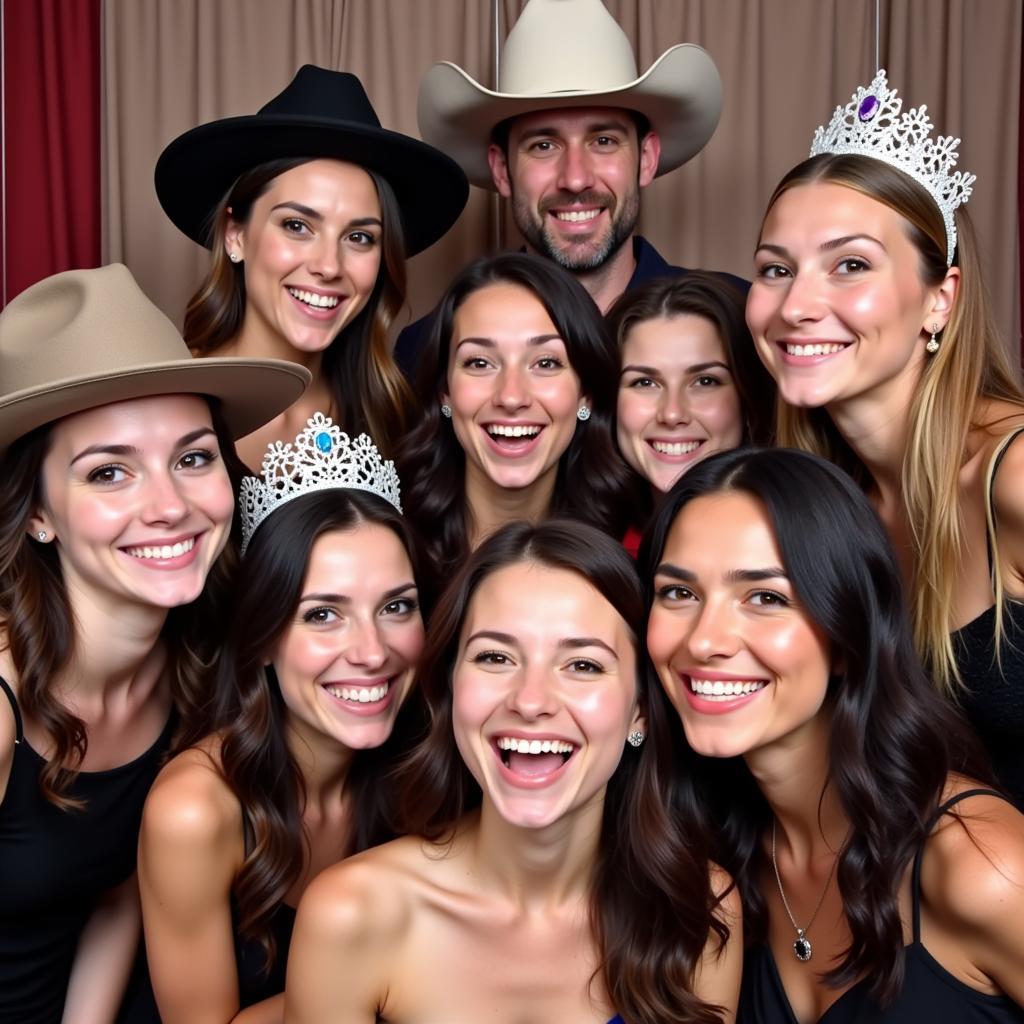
left=396, top=0, right=743, bottom=377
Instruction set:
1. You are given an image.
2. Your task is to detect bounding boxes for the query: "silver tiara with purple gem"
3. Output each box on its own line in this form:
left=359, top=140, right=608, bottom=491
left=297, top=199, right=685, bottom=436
left=239, top=412, right=402, bottom=554
left=809, top=69, right=975, bottom=266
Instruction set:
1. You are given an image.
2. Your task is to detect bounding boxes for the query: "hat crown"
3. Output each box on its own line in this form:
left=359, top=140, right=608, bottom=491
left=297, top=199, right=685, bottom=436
left=499, top=0, right=639, bottom=95
left=258, top=65, right=381, bottom=129
left=0, top=265, right=192, bottom=398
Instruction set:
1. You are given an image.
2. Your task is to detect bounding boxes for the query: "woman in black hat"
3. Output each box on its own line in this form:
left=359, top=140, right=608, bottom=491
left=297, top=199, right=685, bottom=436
left=157, top=65, right=468, bottom=470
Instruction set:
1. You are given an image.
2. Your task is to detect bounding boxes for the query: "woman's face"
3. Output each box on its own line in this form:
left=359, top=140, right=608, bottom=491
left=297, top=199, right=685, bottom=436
left=227, top=158, right=383, bottom=358
left=746, top=181, right=945, bottom=412
left=33, top=394, right=234, bottom=612
left=452, top=561, right=642, bottom=829
left=646, top=490, right=832, bottom=760
left=444, top=282, right=587, bottom=494
left=616, top=314, right=743, bottom=492
left=271, top=523, right=423, bottom=751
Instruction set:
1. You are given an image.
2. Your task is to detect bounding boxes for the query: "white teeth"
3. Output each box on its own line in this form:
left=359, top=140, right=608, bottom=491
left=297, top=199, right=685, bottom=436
left=555, top=209, right=601, bottom=222
left=486, top=424, right=542, bottom=438
left=126, top=537, right=195, bottom=560
left=325, top=681, right=390, bottom=704
left=784, top=342, right=847, bottom=357
left=287, top=287, right=341, bottom=309
left=496, top=736, right=575, bottom=755
left=689, top=678, right=767, bottom=701
left=651, top=440, right=701, bottom=456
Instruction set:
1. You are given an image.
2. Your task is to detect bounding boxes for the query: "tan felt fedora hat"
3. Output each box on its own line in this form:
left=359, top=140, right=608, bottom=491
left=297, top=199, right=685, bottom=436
left=0, top=264, right=310, bottom=453
left=417, top=0, right=723, bottom=189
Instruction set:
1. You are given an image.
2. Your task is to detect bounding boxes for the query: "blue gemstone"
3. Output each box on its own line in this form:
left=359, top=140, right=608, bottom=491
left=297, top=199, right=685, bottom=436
left=858, top=95, right=879, bottom=121
left=315, top=431, right=332, bottom=452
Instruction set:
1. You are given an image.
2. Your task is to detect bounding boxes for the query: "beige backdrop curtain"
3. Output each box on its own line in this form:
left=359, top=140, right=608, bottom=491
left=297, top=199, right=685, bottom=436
left=103, top=0, right=1022, bottom=354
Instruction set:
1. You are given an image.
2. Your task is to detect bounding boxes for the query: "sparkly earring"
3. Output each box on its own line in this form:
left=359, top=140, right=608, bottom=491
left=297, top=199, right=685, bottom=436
left=440, top=404, right=452, bottom=418
left=926, top=323, right=940, bottom=354
left=229, top=252, right=241, bottom=264
left=36, top=531, right=47, bottom=541
left=627, top=730, right=645, bottom=748
left=576, top=406, right=591, bottom=422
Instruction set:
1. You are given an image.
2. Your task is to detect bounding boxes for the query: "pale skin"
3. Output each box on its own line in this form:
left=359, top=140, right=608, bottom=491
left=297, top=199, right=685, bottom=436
left=214, top=158, right=384, bottom=470
left=747, top=181, right=1024, bottom=625
left=648, top=492, right=1024, bottom=1021
left=0, top=395, right=234, bottom=1023
left=488, top=108, right=660, bottom=314
left=286, top=563, right=742, bottom=1023
left=139, top=524, right=423, bottom=1024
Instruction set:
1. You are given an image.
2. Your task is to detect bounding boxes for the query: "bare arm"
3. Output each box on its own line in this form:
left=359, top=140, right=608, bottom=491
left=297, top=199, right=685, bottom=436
left=0, top=679, right=15, bottom=804
left=991, top=428, right=1024, bottom=589
left=692, top=865, right=743, bottom=1023
left=61, top=873, right=141, bottom=1024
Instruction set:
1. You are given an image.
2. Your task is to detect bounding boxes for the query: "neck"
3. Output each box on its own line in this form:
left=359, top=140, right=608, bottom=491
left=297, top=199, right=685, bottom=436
left=527, top=236, right=636, bottom=315
left=284, top=712, right=355, bottom=810
left=225, top=319, right=325, bottom=377
left=467, top=793, right=604, bottom=908
left=464, top=461, right=558, bottom=550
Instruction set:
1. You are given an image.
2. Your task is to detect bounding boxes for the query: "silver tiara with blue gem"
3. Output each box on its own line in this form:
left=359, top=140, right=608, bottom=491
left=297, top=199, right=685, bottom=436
left=809, top=69, right=975, bottom=266
left=239, top=412, right=402, bottom=554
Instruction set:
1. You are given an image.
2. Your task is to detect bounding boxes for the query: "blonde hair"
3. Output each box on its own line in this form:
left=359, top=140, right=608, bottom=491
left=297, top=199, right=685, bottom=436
left=768, top=155, right=1023, bottom=695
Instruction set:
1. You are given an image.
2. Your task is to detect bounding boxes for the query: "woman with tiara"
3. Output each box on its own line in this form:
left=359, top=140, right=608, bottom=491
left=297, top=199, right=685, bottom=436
left=0, top=265, right=305, bottom=1023
left=156, top=64, right=468, bottom=468
left=397, top=253, right=635, bottom=578
left=287, top=520, right=741, bottom=1023
left=137, top=418, right=429, bottom=1022
left=646, top=447, right=1024, bottom=1021
left=745, top=71, right=1024, bottom=805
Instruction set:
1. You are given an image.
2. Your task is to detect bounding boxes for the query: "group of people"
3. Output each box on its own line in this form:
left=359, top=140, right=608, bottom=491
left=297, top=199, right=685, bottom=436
left=2, top=0, right=1024, bottom=1021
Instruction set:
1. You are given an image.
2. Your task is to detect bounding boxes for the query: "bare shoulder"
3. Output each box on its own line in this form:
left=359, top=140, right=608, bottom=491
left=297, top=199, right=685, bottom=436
left=0, top=669, right=15, bottom=803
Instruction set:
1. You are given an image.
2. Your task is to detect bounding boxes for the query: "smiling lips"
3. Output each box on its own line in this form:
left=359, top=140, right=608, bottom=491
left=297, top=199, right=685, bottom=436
left=285, top=286, right=346, bottom=318
left=322, top=677, right=395, bottom=717
left=777, top=339, right=852, bottom=364
left=483, top=423, right=545, bottom=457
left=682, top=673, right=769, bottom=715
left=121, top=533, right=201, bottom=568
left=494, top=734, right=576, bottom=785
left=647, top=439, right=703, bottom=459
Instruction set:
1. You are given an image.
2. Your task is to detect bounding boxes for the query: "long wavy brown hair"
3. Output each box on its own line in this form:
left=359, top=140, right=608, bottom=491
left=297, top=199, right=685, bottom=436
left=177, top=489, right=431, bottom=972
left=184, top=157, right=415, bottom=456
left=395, top=520, right=729, bottom=1024
left=0, top=404, right=243, bottom=809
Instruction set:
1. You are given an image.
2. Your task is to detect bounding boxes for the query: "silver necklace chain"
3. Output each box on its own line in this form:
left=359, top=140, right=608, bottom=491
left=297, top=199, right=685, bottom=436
left=770, top=818, right=842, bottom=963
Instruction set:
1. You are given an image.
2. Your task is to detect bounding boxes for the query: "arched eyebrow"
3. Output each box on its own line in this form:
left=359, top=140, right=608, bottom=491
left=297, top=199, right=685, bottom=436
left=754, top=234, right=884, bottom=259
left=270, top=202, right=382, bottom=230
left=301, top=583, right=417, bottom=604
left=70, top=427, right=216, bottom=467
left=454, top=334, right=563, bottom=351
left=655, top=563, right=788, bottom=583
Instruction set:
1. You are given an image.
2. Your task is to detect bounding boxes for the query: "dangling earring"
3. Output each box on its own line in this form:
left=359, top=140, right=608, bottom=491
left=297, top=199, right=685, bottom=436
left=440, top=404, right=452, bottom=418
left=576, top=406, right=591, bottom=422
left=926, top=323, right=940, bottom=354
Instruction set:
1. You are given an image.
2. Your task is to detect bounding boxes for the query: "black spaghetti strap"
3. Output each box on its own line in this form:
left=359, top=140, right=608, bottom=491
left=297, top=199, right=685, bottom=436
left=0, top=675, right=23, bottom=744
left=911, top=787, right=1007, bottom=941
left=984, top=426, right=1024, bottom=574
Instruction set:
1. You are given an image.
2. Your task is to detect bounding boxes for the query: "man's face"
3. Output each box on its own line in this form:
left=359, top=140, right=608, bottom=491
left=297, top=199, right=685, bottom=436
left=488, top=107, right=660, bottom=273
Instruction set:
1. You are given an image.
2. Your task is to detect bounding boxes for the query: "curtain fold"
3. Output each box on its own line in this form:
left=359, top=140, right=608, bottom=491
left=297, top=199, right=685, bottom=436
left=3, top=0, right=101, bottom=305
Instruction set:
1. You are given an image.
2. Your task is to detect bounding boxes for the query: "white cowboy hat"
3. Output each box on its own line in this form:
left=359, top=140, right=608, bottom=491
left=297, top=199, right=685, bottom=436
left=417, top=0, right=723, bottom=189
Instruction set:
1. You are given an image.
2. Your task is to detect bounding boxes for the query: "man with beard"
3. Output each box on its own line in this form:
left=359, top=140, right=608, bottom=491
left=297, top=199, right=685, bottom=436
left=395, top=0, right=743, bottom=378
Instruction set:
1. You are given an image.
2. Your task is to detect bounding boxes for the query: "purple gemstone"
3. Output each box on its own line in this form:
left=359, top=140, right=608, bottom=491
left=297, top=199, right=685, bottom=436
left=858, top=95, right=880, bottom=121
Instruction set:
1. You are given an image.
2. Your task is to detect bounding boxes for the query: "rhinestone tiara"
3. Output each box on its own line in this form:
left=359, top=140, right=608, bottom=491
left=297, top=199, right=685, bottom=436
left=239, top=412, right=402, bottom=554
left=809, top=69, right=975, bottom=266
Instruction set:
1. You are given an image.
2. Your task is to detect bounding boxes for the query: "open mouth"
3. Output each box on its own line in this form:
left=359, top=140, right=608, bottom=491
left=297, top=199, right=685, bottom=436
left=124, top=536, right=196, bottom=561
left=552, top=208, right=602, bottom=223
left=648, top=439, right=703, bottom=458
left=286, top=286, right=343, bottom=311
left=323, top=680, right=390, bottom=704
left=484, top=423, right=544, bottom=453
left=777, top=341, right=851, bottom=361
left=689, top=677, right=767, bottom=701
left=495, top=735, right=575, bottom=779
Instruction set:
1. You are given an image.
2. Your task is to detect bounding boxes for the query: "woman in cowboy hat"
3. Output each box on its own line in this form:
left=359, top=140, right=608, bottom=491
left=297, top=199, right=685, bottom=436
left=0, top=264, right=306, bottom=1023
left=157, top=64, right=468, bottom=469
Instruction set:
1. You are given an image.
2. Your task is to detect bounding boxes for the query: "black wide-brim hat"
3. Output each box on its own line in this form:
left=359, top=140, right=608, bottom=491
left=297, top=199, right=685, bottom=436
left=156, top=65, right=469, bottom=257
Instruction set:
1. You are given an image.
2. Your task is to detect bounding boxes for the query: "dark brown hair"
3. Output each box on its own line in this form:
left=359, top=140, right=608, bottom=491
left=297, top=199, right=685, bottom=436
left=396, top=520, right=729, bottom=1024
left=184, top=158, right=416, bottom=456
left=181, top=489, right=430, bottom=971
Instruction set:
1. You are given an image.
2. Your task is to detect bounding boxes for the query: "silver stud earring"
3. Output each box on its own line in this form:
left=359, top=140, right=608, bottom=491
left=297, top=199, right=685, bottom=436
left=926, top=323, right=940, bottom=354
left=229, top=252, right=241, bottom=264
left=441, top=404, right=452, bottom=418
left=576, top=406, right=591, bottom=422
left=627, top=730, right=645, bottom=748
left=36, top=531, right=47, bottom=541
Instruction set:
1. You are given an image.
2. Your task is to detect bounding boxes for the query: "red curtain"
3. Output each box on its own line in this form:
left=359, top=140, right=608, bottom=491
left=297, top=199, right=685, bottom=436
left=2, top=0, right=101, bottom=307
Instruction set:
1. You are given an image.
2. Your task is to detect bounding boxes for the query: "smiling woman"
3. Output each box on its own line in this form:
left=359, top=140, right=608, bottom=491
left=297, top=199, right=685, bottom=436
left=285, top=520, right=741, bottom=1024
left=156, top=65, right=468, bottom=469
left=0, top=264, right=306, bottom=1023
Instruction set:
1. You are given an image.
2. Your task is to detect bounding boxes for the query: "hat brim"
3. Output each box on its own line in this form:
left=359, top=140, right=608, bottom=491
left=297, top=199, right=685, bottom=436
left=155, top=117, right=469, bottom=256
left=0, top=358, right=310, bottom=454
left=418, top=44, right=722, bottom=188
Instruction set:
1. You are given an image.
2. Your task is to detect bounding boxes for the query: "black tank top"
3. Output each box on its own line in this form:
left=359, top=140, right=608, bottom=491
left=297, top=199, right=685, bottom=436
left=739, top=789, right=1024, bottom=1022
left=952, top=427, right=1024, bottom=809
left=0, top=675, right=173, bottom=1024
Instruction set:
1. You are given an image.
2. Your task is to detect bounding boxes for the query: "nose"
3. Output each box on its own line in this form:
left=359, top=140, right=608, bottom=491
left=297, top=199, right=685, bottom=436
left=656, top=386, right=691, bottom=427
left=778, top=268, right=827, bottom=325
left=685, top=596, right=741, bottom=663
left=557, top=140, right=596, bottom=194
left=507, top=663, right=558, bottom=719
left=307, top=234, right=341, bottom=280
left=346, top=617, right=387, bottom=671
left=493, top=364, right=529, bottom=412
left=139, top=469, right=188, bottom=526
